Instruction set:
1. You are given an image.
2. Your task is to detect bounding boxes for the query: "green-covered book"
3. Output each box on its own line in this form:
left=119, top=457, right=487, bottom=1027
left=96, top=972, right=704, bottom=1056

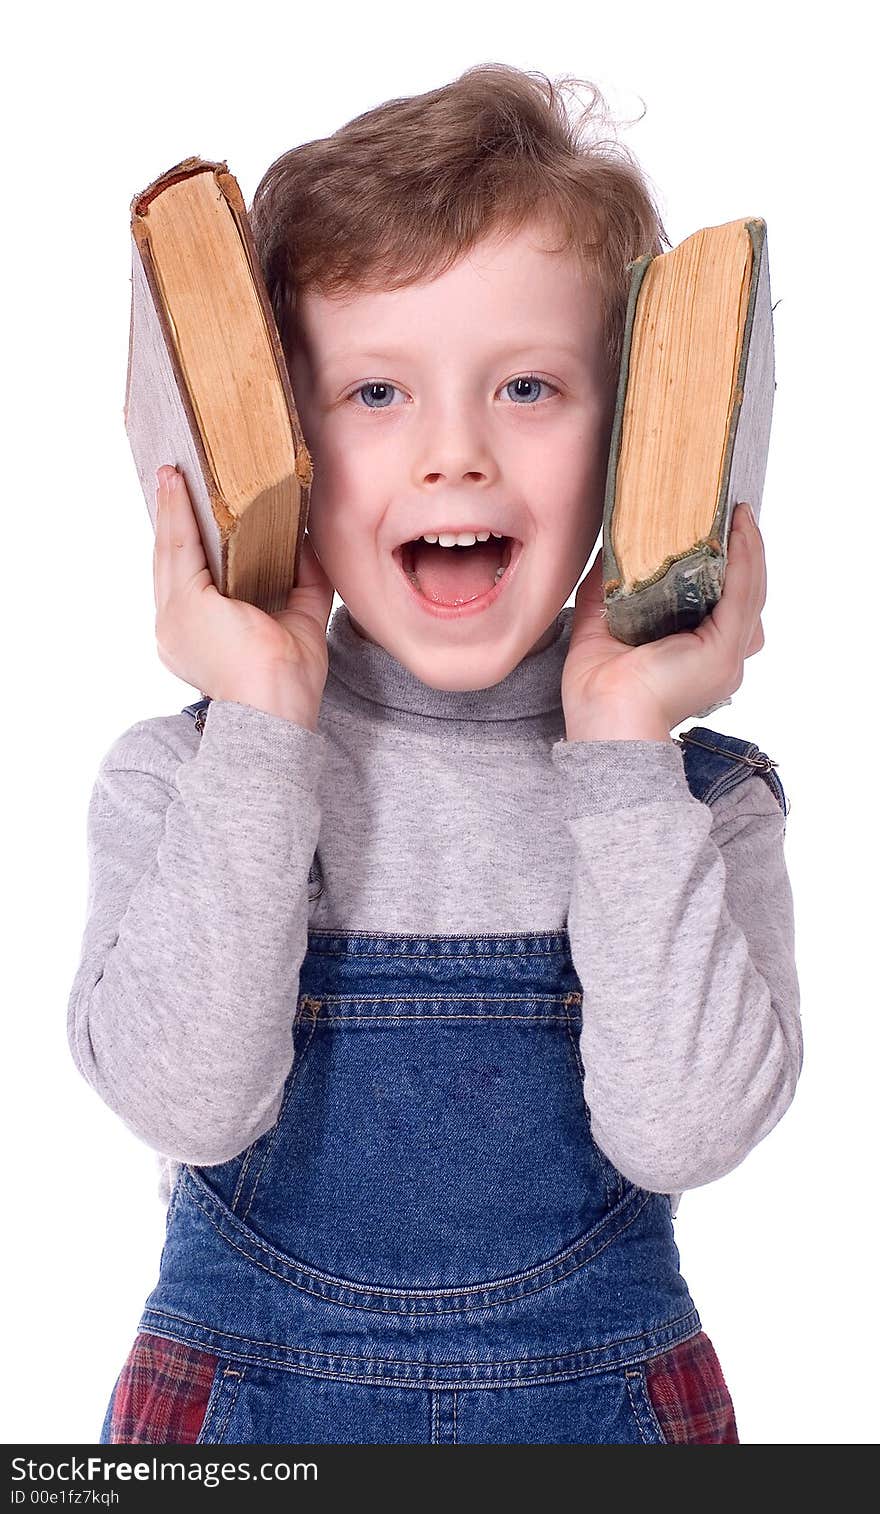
left=602, top=217, right=775, bottom=659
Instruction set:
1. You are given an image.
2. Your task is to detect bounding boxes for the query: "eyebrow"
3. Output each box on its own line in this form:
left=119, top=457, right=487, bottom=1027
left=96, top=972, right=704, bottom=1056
left=316, top=339, right=588, bottom=371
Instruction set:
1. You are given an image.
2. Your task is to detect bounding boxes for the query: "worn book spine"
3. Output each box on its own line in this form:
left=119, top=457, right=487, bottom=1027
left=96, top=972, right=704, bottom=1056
left=124, top=156, right=313, bottom=610
left=601, top=218, right=775, bottom=655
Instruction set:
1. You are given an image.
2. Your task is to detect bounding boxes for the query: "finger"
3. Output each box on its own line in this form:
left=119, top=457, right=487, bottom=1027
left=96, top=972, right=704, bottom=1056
left=152, top=470, right=175, bottom=611
left=745, top=614, right=765, bottom=658
left=744, top=503, right=766, bottom=608
left=740, top=505, right=767, bottom=637
left=153, top=495, right=160, bottom=608
left=154, top=466, right=210, bottom=608
left=741, top=502, right=767, bottom=608
left=756, top=513, right=767, bottom=612
left=707, top=503, right=764, bottom=650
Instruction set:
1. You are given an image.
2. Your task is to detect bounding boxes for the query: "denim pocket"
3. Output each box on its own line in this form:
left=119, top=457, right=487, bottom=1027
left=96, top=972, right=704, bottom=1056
left=219, top=994, right=631, bottom=1289
left=195, top=1362, right=428, bottom=1445
left=442, top=1369, right=670, bottom=1444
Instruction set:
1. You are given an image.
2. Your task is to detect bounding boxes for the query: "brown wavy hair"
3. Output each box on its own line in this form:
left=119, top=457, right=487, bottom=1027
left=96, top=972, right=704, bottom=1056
left=248, top=62, right=670, bottom=389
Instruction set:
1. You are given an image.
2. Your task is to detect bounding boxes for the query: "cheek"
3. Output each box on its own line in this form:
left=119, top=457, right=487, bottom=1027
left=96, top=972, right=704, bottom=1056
left=541, top=500, right=602, bottom=582
left=532, top=438, right=599, bottom=511
left=309, top=434, right=377, bottom=515
left=304, top=494, right=375, bottom=575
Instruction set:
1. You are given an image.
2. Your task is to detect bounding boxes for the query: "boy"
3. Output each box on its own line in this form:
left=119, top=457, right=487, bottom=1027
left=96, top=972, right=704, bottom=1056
left=70, top=64, right=800, bottom=1445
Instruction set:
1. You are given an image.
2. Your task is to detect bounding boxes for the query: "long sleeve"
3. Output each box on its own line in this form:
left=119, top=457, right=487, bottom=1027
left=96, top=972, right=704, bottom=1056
left=550, top=737, right=802, bottom=1195
left=66, top=699, right=327, bottom=1167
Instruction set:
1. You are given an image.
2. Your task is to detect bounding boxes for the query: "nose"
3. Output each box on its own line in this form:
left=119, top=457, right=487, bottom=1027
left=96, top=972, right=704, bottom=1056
left=415, top=395, right=498, bottom=490
left=423, top=466, right=487, bottom=486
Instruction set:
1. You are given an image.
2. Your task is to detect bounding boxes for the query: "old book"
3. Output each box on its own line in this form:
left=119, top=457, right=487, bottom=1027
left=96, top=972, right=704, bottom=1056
left=602, top=216, right=775, bottom=648
left=125, top=156, right=313, bottom=614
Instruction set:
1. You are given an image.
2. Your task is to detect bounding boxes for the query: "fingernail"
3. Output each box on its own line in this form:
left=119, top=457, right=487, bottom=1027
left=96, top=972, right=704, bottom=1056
left=156, top=466, right=178, bottom=491
left=742, top=502, right=756, bottom=527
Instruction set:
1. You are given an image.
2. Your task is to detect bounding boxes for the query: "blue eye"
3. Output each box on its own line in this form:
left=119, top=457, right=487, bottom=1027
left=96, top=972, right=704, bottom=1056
left=344, top=373, right=558, bottom=410
left=504, top=375, right=554, bottom=404
left=351, top=381, right=399, bottom=410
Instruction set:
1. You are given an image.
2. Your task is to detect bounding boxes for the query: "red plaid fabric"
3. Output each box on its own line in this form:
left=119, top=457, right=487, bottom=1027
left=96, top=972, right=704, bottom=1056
left=644, top=1330, right=739, bottom=1443
left=107, top=1332, right=219, bottom=1444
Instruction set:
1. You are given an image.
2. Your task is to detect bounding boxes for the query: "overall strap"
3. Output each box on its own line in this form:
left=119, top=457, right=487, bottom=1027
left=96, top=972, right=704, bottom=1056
left=180, top=695, right=212, bottom=735
left=675, top=725, right=789, bottom=818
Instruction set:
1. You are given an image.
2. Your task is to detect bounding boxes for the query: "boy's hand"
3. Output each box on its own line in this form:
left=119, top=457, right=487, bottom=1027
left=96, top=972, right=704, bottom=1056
left=153, top=465, right=335, bottom=730
left=561, top=503, right=766, bottom=740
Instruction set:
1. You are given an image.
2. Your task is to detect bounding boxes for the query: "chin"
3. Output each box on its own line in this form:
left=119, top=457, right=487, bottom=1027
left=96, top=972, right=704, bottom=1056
left=403, top=637, right=538, bottom=692
left=345, top=595, right=559, bottom=683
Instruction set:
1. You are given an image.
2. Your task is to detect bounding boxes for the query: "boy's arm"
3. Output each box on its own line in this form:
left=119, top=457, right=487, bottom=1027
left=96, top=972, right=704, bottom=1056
left=66, top=701, right=326, bottom=1166
left=551, top=738, right=802, bottom=1194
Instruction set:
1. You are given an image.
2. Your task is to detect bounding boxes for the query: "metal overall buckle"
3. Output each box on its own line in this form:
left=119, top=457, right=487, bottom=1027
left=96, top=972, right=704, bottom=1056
left=676, top=729, right=778, bottom=773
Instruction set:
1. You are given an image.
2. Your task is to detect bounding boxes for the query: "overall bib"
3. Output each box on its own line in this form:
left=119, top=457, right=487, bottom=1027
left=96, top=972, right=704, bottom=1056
left=101, top=713, right=786, bottom=1445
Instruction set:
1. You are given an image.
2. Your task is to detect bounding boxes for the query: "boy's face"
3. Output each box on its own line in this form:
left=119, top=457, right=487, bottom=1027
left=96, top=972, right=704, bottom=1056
left=290, top=216, right=615, bottom=690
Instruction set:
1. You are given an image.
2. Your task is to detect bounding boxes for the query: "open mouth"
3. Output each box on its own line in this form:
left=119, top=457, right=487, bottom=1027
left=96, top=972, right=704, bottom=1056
left=392, top=535, right=520, bottom=615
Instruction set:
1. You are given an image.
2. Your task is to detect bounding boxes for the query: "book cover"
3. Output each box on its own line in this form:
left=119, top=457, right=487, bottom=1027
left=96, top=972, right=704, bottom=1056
left=125, top=156, right=313, bottom=614
left=602, top=218, right=775, bottom=660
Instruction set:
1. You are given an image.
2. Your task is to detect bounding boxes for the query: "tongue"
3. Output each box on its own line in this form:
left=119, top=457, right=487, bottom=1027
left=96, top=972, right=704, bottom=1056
left=409, top=540, right=503, bottom=605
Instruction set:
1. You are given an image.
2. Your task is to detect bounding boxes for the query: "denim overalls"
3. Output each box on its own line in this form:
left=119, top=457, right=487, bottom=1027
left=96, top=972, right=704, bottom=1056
left=101, top=705, right=786, bottom=1445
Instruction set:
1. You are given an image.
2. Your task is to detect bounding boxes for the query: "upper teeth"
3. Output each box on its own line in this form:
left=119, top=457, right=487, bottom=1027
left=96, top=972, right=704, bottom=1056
left=417, top=530, right=505, bottom=547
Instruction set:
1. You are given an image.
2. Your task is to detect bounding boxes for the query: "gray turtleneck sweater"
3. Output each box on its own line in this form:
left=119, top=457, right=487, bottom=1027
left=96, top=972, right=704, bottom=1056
left=67, top=603, right=801, bottom=1221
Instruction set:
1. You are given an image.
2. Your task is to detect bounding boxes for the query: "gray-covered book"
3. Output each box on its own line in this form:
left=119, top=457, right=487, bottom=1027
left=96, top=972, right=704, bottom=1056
left=602, top=217, right=775, bottom=663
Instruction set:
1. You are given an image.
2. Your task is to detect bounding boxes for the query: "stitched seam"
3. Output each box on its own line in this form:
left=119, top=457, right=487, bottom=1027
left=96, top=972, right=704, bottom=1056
left=303, top=931, right=573, bottom=949
left=562, top=1018, right=619, bottom=1209
left=315, top=1014, right=580, bottom=1022
left=165, top=1171, right=184, bottom=1229
left=634, top=1365, right=669, bottom=1443
left=183, top=1171, right=653, bottom=1305
left=143, top=1295, right=699, bottom=1368
left=304, top=946, right=571, bottom=953
left=625, top=1370, right=651, bottom=1444
left=702, top=773, right=745, bottom=807
left=195, top=1170, right=649, bottom=1297
left=230, top=1010, right=317, bottom=1212
left=196, top=1363, right=228, bottom=1445
left=211, top=1367, right=245, bottom=1441
left=298, top=993, right=581, bottom=1006
left=298, top=987, right=578, bottom=999
left=185, top=1187, right=652, bottom=1314
left=238, top=1014, right=319, bottom=1225
left=228, top=1152, right=251, bottom=1215
left=563, top=1016, right=585, bottom=1079
left=142, top=1327, right=701, bottom=1389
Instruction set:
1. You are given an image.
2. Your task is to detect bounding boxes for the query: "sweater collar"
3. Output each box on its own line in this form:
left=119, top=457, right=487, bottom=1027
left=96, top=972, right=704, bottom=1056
left=324, top=602, right=574, bottom=726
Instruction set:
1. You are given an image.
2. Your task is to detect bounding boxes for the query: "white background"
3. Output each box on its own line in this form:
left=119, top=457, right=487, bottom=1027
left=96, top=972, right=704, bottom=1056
left=2, top=0, right=876, bottom=1447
